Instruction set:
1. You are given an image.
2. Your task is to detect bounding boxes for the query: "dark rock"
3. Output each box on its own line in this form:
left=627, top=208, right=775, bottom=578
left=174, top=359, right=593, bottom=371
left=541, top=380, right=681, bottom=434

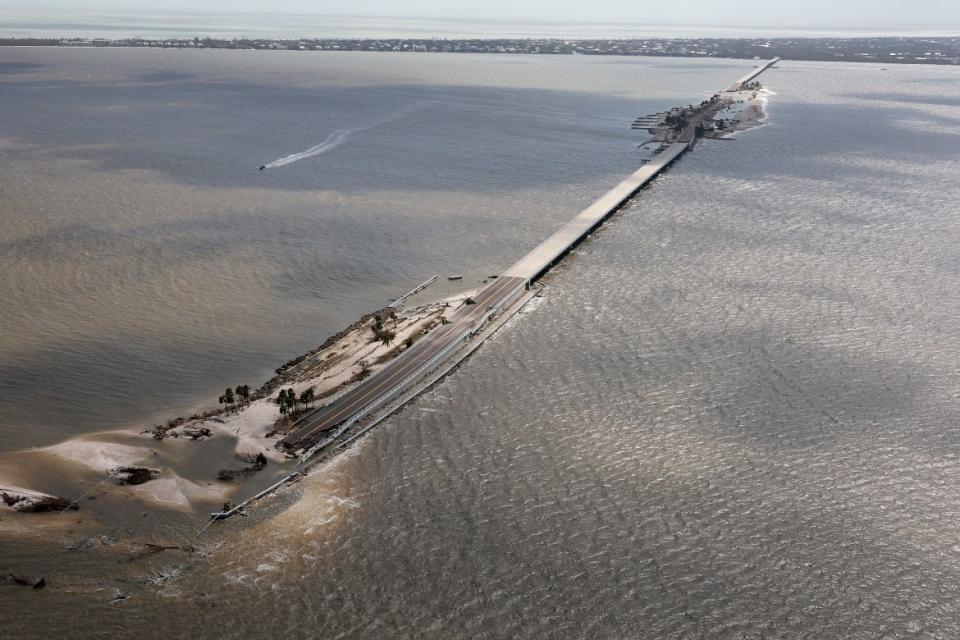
left=17, top=496, right=76, bottom=513
left=1, top=492, right=25, bottom=507
left=8, top=574, right=45, bottom=588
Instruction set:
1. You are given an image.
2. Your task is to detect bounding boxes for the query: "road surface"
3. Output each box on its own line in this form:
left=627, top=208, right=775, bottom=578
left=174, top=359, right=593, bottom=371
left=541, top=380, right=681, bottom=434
left=284, top=58, right=781, bottom=451
left=282, top=275, right=526, bottom=448
left=501, top=142, right=688, bottom=281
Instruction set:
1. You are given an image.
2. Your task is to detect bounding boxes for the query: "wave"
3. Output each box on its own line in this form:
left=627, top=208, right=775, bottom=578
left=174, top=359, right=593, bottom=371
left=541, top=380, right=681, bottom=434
left=262, top=103, right=424, bottom=169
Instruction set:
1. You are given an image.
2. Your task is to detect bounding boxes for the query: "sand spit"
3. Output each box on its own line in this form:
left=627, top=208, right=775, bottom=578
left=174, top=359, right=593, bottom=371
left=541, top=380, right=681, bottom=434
left=1, top=292, right=473, bottom=515
left=157, top=290, right=471, bottom=454
left=45, top=440, right=156, bottom=473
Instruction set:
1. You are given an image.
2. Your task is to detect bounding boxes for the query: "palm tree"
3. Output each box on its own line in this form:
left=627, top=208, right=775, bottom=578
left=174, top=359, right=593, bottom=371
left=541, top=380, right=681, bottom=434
left=224, top=387, right=235, bottom=413
left=299, top=388, right=315, bottom=410
left=276, top=388, right=298, bottom=417
left=276, top=389, right=290, bottom=419
left=235, top=385, right=250, bottom=408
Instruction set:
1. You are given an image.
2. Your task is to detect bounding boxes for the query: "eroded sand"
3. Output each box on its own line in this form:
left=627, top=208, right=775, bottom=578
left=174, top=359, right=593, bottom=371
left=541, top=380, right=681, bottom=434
left=1, top=292, right=472, bottom=516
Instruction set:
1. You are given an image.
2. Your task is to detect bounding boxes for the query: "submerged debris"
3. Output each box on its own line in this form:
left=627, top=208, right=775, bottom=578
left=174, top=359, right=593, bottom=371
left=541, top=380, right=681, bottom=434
left=218, top=452, right=268, bottom=482
left=235, top=452, right=268, bottom=467
left=176, top=426, right=212, bottom=440
left=7, top=575, right=46, bottom=589
left=3, top=493, right=77, bottom=513
left=108, top=467, right=160, bottom=486
left=139, top=542, right=193, bottom=555
left=64, top=537, right=98, bottom=551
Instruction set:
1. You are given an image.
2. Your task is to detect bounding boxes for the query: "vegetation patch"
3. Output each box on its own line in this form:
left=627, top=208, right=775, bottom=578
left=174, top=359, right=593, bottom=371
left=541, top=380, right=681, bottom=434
left=375, top=347, right=401, bottom=365
left=108, top=466, right=160, bottom=486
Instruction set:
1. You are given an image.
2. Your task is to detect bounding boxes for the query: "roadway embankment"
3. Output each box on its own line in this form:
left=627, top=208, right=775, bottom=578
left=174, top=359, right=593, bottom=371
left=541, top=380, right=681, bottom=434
left=502, top=142, right=689, bottom=283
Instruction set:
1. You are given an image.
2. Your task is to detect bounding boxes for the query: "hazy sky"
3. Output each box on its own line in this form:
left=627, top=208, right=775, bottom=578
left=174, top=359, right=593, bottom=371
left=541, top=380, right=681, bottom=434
left=17, top=0, right=960, bottom=28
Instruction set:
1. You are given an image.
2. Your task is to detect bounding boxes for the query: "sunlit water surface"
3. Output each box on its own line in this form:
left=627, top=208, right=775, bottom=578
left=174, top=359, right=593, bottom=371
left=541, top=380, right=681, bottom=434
left=4, top=53, right=960, bottom=639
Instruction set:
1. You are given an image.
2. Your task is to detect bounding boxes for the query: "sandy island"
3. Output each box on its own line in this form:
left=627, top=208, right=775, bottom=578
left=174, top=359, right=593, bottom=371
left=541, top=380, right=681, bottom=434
left=1, top=290, right=475, bottom=515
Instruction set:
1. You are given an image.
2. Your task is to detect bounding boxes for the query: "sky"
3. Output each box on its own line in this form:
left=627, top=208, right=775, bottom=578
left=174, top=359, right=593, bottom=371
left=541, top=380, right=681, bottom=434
left=13, top=0, right=960, bottom=28
left=5, top=0, right=960, bottom=38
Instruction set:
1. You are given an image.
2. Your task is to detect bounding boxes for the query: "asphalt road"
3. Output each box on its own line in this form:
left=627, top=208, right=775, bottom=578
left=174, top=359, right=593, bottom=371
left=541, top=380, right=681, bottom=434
left=282, top=275, right=526, bottom=449
left=282, top=59, right=782, bottom=453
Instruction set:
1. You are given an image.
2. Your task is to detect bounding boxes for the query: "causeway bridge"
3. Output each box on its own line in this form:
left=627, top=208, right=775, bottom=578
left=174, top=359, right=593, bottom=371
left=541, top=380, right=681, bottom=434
left=281, top=141, right=690, bottom=450
left=282, top=59, right=782, bottom=453
left=216, top=58, right=782, bottom=520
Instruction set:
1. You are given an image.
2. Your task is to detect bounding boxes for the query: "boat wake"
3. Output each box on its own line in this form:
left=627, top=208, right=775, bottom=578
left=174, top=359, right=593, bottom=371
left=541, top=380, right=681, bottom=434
left=262, top=103, right=424, bottom=170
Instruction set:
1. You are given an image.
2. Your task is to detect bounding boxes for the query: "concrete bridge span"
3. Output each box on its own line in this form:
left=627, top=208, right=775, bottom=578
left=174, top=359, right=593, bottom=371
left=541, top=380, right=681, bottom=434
left=210, top=59, right=782, bottom=520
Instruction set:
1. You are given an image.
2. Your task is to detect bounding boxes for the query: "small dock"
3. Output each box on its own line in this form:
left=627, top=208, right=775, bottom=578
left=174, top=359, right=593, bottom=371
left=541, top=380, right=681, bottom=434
left=389, top=275, right=437, bottom=308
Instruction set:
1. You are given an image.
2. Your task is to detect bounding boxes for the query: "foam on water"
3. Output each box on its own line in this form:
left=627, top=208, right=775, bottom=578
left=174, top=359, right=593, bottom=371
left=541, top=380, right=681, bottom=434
left=263, top=103, right=425, bottom=169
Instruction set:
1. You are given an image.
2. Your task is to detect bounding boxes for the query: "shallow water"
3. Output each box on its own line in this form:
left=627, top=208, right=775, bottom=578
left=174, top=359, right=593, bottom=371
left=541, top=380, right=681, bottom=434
left=6, top=55, right=960, bottom=639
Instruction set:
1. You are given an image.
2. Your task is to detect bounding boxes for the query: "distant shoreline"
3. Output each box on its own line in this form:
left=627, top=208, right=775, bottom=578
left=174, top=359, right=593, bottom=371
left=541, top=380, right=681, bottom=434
left=2, top=35, right=960, bottom=66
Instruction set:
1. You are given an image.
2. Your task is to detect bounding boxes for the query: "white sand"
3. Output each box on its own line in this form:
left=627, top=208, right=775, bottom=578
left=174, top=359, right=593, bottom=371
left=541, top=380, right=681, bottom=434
left=3, top=294, right=472, bottom=512
left=168, top=292, right=471, bottom=461
left=128, top=475, right=222, bottom=510
left=43, top=439, right=157, bottom=474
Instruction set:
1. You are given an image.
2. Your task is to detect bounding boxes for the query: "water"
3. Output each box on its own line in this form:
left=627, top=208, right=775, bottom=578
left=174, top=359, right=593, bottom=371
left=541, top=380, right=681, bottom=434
left=0, top=49, right=736, bottom=450
left=6, top=53, right=960, bottom=638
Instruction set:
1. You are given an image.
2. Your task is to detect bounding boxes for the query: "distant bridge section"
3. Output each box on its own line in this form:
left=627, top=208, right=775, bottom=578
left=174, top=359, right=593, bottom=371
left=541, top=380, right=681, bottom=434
left=727, top=56, right=782, bottom=91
